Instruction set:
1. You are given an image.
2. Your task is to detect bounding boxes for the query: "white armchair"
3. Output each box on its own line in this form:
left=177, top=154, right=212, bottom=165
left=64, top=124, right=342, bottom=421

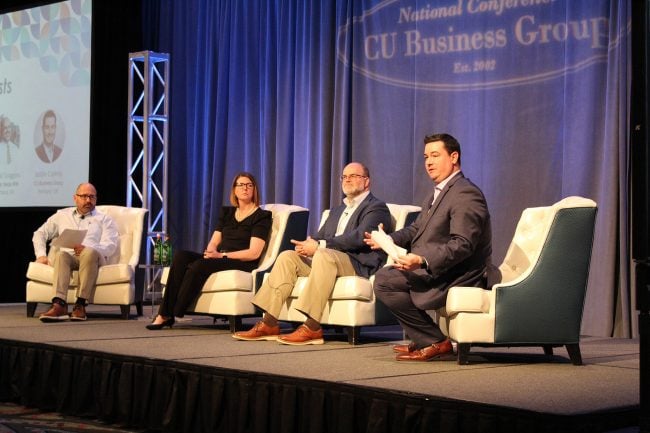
left=26, top=205, right=148, bottom=319
left=160, top=204, right=309, bottom=331
left=278, top=203, right=421, bottom=344
left=436, top=196, right=598, bottom=364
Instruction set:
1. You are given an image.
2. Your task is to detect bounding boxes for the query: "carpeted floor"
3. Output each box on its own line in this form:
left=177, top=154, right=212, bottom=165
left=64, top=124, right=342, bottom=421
left=0, top=402, right=145, bottom=433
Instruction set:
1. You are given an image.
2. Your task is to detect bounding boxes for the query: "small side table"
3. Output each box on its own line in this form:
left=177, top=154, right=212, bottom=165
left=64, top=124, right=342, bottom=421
left=138, top=264, right=165, bottom=317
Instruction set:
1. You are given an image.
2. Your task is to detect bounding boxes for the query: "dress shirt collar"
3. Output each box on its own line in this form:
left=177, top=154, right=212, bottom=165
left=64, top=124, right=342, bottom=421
left=44, top=143, right=55, bottom=162
left=343, top=190, right=370, bottom=209
left=434, top=170, right=461, bottom=192
left=74, top=208, right=96, bottom=219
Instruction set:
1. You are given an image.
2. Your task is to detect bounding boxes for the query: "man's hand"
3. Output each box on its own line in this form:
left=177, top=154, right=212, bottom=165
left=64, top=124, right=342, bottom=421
left=36, top=256, right=49, bottom=265
left=363, top=222, right=383, bottom=249
left=392, top=253, right=423, bottom=271
left=292, top=236, right=318, bottom=257
left=73, top=244, right=85, bottom=256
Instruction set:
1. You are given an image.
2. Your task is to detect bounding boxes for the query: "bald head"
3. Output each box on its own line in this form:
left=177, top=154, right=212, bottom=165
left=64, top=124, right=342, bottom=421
left=73, top=183, right=98, bottom=215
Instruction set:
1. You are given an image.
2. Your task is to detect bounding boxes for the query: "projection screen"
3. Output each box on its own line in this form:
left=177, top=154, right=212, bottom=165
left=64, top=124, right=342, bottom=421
left=0, top=0, right=92, bottom=207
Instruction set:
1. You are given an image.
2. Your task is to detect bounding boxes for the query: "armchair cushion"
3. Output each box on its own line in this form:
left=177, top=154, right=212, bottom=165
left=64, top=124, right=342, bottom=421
left=96, top=205, right=146, bottom=269
left=290, top=275, right=374, bottom=302
left=26, top=261, right=133, bottom=287
left=106, top=233, right=131, bottom=265
left=444, top=287, right=492, bottom=315
left=199, top=270, right=255, bottom=294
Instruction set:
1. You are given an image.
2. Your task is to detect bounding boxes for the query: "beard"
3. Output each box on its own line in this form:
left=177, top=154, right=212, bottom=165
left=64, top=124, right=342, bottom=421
left=343, top=184, right=365, bottom=198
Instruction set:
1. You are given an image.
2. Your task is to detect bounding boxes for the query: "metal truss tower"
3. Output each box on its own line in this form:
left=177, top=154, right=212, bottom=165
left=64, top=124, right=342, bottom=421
left=126, top=51, right=170, bottom=303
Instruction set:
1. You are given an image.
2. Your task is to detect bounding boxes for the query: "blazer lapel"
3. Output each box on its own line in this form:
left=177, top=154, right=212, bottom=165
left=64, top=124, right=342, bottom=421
left=342, top=194, right=372, bottom=234
left=321, top=206, right=345, bottom=237
left=413, top=173, right=463, bottom=241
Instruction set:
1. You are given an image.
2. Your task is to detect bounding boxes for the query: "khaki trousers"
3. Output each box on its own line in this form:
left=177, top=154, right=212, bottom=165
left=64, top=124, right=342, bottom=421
left=52, top=248, right=104, bottom=302
left=252, top=248, right=357, bottom=322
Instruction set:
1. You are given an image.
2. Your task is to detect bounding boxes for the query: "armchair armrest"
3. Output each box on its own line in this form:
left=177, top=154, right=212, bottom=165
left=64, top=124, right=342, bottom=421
left=445, top=286, right=493, bottom=315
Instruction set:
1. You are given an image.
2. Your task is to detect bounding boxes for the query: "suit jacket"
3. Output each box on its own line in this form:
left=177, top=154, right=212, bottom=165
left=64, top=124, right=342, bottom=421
left=35, top=143, right=63, bottom=163
left=315, top=193, right=392, bottom=278
left=390, top=172, right=492, bottom=310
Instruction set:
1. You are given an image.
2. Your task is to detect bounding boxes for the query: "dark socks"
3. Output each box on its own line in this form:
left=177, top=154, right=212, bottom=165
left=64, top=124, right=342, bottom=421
left=263, top=314, right=278, bottom=328
left=52, top=297, right=66, bottom=307
left=304, top=317, right=321, bottom=332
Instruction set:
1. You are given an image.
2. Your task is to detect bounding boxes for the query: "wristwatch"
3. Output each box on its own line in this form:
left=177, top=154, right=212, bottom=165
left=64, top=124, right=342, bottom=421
left=420, top=255, right=428, bottom=269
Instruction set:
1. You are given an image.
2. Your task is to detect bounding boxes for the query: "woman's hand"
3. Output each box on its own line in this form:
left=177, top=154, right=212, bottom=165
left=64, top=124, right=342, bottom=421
left=203, top=249, right=220, bottom=259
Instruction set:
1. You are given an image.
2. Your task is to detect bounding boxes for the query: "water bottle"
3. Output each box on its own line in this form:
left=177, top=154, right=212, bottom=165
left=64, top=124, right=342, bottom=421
left=162, top=236, right=172, bottom=266
left=153, top=233, right=162, bottom=265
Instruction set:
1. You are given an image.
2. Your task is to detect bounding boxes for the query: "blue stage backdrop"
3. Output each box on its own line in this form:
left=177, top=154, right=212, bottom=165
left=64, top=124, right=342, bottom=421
left=144, top=0, right=632, bottom=338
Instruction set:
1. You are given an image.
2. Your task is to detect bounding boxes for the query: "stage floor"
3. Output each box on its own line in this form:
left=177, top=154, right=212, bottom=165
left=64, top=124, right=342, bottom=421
left=0, top=303, right=641, bottom=432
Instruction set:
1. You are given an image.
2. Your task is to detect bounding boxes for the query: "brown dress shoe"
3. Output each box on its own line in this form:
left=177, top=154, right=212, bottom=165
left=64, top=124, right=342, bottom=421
left=277, top=324, right=324, bottom=345
left=70, top=304, right=87, bottom=321
left=232, top=321, right=280, bottom=341
left=393, top=342, right=418, bottom=354
left=39, top=303, right=69, bottom=322
left=396, top=339, right=453, bottom=361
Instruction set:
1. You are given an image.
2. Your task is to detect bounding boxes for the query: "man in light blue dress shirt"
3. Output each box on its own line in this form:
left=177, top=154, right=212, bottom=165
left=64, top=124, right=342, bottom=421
left=32, top=183, right=119, bottom=322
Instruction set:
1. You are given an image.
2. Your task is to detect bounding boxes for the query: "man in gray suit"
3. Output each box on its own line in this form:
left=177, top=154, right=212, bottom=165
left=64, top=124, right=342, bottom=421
left=234, top=162, right=392, bottom=345
left=366, top=133, right=492, bottom=361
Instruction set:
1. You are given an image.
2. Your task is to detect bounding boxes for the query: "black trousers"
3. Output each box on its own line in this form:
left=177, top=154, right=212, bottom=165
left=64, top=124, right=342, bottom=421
left=373, top=266, right=446, bottom=348
left=159, top=250, right=257, bottom=317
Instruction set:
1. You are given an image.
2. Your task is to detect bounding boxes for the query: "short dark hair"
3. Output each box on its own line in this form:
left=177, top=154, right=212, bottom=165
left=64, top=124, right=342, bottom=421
left=424, top=133, right=461, bottom=165
left=42, top=110, right=56, bottom=126
left=229, top=171, right=261, bottom=207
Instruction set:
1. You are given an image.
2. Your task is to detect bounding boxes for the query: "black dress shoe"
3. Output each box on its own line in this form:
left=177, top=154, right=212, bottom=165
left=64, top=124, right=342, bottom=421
left=396, top=339, right=453, bottom=361
left=146, top=317, right=175, bottom=330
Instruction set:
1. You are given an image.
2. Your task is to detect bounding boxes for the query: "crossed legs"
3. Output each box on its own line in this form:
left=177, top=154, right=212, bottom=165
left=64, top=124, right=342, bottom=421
left=373, top=266, right=446, bottom=348
left=237, top=248, right=356, bottom=344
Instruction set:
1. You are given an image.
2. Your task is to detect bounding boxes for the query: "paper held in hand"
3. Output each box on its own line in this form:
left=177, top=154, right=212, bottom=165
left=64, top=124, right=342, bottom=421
left=51, top=229, right=87, bottom=248
left=370, top=227, right=406, bottom=261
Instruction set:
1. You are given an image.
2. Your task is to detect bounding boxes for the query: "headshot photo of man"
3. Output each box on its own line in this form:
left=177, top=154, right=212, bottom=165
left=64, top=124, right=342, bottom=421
left=0, top=115, right=19, bottom=165
left=35, top=110, right=63, bottom=163
left=0, top=116, right=12, bottom=165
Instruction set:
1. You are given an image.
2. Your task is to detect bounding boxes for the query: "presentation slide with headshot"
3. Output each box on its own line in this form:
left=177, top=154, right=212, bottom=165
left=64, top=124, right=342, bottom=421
left=0, top=0, right=91, bottom=207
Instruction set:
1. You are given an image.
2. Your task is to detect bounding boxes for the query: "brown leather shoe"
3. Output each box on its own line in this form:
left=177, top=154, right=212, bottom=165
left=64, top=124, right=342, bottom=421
left=70, top=304, right=87, bottom=321
left=232, top=321, right=280, bottom=341
left=393, top=342, right=417, bottom=354
left=277, top=324, right=324, bottom=345
left=39, top=302, right=69, bottom=322
left=396, top=339, right=453, bottom=361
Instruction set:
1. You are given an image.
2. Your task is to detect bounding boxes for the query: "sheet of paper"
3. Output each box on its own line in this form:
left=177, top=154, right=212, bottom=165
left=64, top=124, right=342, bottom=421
left=370, top=227, right=406, bottom=261
left=51, top=229, right=87, bottom=248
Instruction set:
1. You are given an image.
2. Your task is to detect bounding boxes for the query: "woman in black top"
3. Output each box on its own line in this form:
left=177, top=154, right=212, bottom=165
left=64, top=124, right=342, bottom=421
left=147, top=172, right=272, bottom=330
